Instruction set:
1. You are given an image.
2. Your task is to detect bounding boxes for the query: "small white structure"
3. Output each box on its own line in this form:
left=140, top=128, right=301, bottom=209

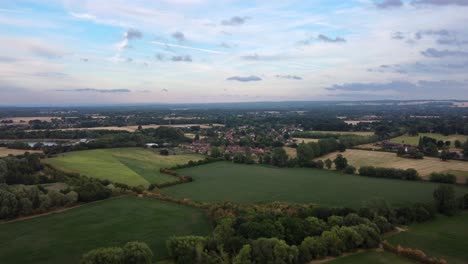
left=145, top=143, right=159, bottom=148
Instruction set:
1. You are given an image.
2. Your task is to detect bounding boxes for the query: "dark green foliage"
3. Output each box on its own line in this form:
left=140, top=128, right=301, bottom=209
left=80, top=241, right=153, bottom=264
left=166, top=236, right=207, bottom=264
left=250, top=238, right=299, bottom=264
left=344, top=165, right=356, bottom=174
left=433, top=185, right=458, bottom=216
left=429, top=172, right=456, bottom=184
left=333, top=154, right=348, bottom=171
left=358, top=166, right=420, bottom=181
left=75, top=182, right=111, bottom=202
left=272, top=147, right=289, bottom=167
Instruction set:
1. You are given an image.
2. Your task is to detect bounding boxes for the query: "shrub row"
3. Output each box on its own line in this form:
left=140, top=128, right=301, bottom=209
left=429, top=172, right=457, bottom=184
left=382, top=241, right=447, bottom=264
left=358, top=166, right=420, bottom=181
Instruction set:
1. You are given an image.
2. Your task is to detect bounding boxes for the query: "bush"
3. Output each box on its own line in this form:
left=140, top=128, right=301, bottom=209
left=250, top=238, right=298, bottom=264
left=299, top=236, right=327, bottom=262
left=429, top=173, right=456, bottom=184
left=167, top=236, right=207, bottom=264
left=359, top=166, right=420, bottom=181
left=433, top=185, right=458, bottom=216
left=344, top=165, right=356, bottom=174
left=80, top=241, right=153, bottom=264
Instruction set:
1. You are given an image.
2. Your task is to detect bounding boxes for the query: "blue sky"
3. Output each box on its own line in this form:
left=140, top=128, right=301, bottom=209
left=1, top=0, right=468, bottom=105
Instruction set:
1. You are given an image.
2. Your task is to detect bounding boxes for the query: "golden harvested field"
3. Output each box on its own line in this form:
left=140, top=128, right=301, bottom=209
left=27, top=124, right=224, bottom=132
left=293, top=138, right=319, bottom=143
left=318, top=149, right=468, bottom=183
left=0, top=147, right=41, bottom=157
left=283, top=147, right=297, bottom=158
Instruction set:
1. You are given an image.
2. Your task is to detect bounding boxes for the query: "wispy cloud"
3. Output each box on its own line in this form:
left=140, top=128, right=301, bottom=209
left=171, top=55, right=192, bottom=62
left=317, top=34, right=346, bottom=43
left=171, top=31, right=186, bottom=42
left=226, top=75, right=262, bottom=82
left=421, top=48, right=468, bottom=58
left=375, top=0, right=404, bottom=9
left=275, top=75, right=303, bottom=80
left=56, top=88, right=131, bottom=93
left=151, top=41, right=226, bottom=54
left=221, top=16, right=250, bottom=26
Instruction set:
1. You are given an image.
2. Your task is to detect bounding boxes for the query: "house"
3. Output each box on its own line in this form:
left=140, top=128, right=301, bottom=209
left=145, top=143, right=159, bottom=148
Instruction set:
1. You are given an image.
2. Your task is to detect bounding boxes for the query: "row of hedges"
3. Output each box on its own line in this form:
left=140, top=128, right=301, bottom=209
left=168, top=157, right=224, bottom=170
left=429, top=172, right=457, bottom=184
left=358, top=166, right=420, bottom=181
left=147, top=169, right=194, bottom=189
left=382, top=240, right=447, bottom=264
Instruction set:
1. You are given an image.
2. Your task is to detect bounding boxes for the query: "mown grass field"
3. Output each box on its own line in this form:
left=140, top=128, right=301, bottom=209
left=390, top=133, right=468, bottom=147
left=0, top=196, right=211, bottom=264
left=46, top=148, right=203, bottom=186
left=162, top=162, right=468, bottom=207
left=329, top=250, right=413, bottom=264
left=387, top=212, right=468, bottom=264
left=319, top=149, right=468, bottom=182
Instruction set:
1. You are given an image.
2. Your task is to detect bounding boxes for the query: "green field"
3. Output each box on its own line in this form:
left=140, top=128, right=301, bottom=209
left=390, top=133, right=468, bottom=147
left=0, top=196, right=211, bottom=264
left=387, top=212, right=468, bottom=264
left=46, top=148, right=203, bottom=186
left=162, top=162, right=468, bottom=207
left=329, top=250, right=413, bottom=264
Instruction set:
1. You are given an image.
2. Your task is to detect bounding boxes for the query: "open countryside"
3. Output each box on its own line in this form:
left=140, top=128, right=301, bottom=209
left=319, top=149, right=468, bottom=182
left=0, top=196, right=211, bottom=264
left=390, top=133, right=468, bottom=147
left=162, top=162, right=468, bottom=207
left=387, top=212, right=468, bottom=264
left=46, top=148, right=203, bottom=186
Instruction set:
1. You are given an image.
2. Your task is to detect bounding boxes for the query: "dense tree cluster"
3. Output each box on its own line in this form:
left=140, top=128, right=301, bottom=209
left=429, top=173, right=457, bottom=184
left=80, top=241, right=153, bottom=264
left=358, top=166, right=420, bottom=181
left=0, top=184, right=78, bottom=219
left=163, top=197, right=443, bottom=264
left=0, top=153, right=45, bottom=185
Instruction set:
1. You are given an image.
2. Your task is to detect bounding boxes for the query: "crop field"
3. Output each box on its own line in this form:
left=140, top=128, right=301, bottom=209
left=46, top=148, right=203, bottom=186
left=162, top=162, right=468, bottom=207
left=387, top=212, right=468, bottom=264
left=330, top=250, right=413, bottom=264
left=292, top=137, right=319, bottom=143
left=27, top=123, right=224, bottom=132
left=318, top=149, right=468, bottom=182
left=0, top=147, right=41, bottom=157
left=0, top=116, right=56, bottom=125
left=0, top=196, right=211, bottom=264
left=283, top=146, right=297, bottom=158
left=390, top=133, right=468, bottom=147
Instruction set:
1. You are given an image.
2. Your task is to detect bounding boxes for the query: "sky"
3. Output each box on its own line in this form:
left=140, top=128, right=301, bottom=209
left=1, top=0, right=468, bottom=105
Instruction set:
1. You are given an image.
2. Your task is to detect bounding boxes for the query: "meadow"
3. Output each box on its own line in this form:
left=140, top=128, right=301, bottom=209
left=46, top=148, right=203, bottom=186
left=319, top=149, right=468, bottom=182
left=0, top=196, right=211, bottom=264
left=387, top=212, right=468, bottom=264
left=162, top=162, right=468, bottom=207
left=329, top=250, right=413, bottom=264
left=390, top=133, right=468, bottom=147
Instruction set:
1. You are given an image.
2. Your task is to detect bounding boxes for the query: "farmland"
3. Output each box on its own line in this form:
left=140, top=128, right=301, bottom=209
left=390, top=133, right=468, bottom=147
left=162, top=162, right=468, bottom=207
left=387, top=212, right=468, bottom=264
left=0, top=196, right=211, bottom=264
left=329, top=250, right=413, bottom=264
left=27, top=123, right=224, bottom=132
left=46, top=148, right=203, bottom=186
left=292, top=137, right=319, bottom=143
left=318, top=149, right=468, bottom=182
left=0, top=147, right=41, bottom=157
